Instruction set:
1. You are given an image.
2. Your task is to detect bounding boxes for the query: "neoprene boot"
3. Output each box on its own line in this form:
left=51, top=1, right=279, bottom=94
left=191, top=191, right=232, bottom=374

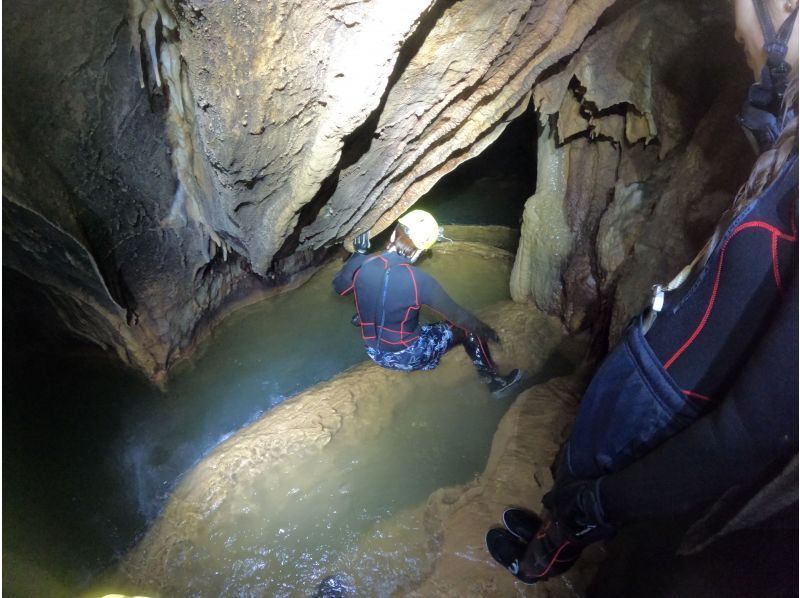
left=487, top=511, right=575, bottom=585
left=517, top=516, right=586, bottom=581
left=517, top=479, right=616, bottom=581
left=503, top=507, right=542, bottom=543
left=487, top=369, right=523, bottom=396
left=461, top=331, right=496, bottom=377
left=460, top=331, right=523, bottom=396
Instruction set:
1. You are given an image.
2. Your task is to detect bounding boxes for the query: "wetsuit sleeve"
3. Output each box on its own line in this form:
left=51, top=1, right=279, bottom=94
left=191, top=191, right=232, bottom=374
left=413, top=268, right=487, bottom=333
left=332, top=253, right=368, bottom=295
left=599, top=273, right=798, bottom=525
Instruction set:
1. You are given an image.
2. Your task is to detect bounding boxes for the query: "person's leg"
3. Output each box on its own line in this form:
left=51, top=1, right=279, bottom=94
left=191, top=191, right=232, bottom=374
left=516, top=512, right=586, bottom=580
left=366, top=323, right=455, bottom=371
left=452, top=326, right=496, bottom=380
left=452, top=326, right=522, bottom=395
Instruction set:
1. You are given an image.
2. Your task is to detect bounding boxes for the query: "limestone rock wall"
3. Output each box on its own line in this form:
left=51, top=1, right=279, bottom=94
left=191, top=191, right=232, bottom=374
left=3, top=0, right=614, bottom=383
left=510, top=0, right=754, bottom=345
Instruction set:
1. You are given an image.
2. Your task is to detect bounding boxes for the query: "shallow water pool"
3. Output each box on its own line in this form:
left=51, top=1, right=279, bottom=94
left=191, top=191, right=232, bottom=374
left=5, top=243, right=515, bottom=597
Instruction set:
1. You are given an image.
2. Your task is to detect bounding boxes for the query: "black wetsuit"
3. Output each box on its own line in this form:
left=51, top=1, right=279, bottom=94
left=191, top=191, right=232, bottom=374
left=601, top=269, right=797, bottom=521
left=563, top=155, right=798, bottom=480
left=333, top=250, right=502, bottom=377
left=598, top=156, right=799, bottom=515
left=333, top=251, right=485, bottom=351
left=646, top=156, right=798, bottom=402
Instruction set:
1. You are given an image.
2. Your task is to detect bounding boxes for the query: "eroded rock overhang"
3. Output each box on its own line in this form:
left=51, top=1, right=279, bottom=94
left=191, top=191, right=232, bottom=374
left=6, top=0, right=753, bottom=384
left=2, top=0, right=615, bottom=384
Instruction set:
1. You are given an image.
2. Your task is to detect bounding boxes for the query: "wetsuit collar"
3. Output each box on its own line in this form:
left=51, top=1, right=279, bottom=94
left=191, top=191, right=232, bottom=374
left=383, top=250, right=413, bottom=265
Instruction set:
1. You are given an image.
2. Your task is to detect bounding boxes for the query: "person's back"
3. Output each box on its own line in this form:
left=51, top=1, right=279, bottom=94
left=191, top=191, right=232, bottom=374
left=333, top=210, right=523, bottom=392
left=351, top=251, right=424, bottom=351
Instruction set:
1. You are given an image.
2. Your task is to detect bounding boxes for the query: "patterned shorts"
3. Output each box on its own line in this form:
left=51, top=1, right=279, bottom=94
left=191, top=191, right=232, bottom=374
left=365, top=323, right=455, bottom=371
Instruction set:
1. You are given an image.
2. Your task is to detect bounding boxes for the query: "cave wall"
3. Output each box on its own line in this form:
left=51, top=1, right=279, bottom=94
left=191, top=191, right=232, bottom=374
left=3, top=0, right=751, bottom=382
left=3, top=0, right=614, bottom=384
left=510, top=0, right=754, bottom=345
left=3, top=0, right=225, bottom=384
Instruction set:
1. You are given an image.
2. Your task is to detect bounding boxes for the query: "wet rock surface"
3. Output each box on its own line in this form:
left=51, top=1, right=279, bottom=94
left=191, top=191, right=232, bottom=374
left=116, top=297, right=590, bottom=594
left=4, top=0, right=613, bottom=383
left=3, top=0, right=768, bottom=593
left=410, top=373, right=602, bottom=597
left=510, top=0, right=753, bottom=346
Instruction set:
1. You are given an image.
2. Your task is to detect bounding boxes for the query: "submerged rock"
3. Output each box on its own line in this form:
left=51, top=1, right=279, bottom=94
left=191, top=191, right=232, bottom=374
left=409, top=372, right=600, bottom=597
left=115, top=298, right=589, bottom=595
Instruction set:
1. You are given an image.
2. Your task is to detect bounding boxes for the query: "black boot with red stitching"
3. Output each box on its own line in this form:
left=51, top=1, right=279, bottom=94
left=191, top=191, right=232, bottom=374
left=522, top=478, right=616, bottom=581
left=488, top=479, right=616, bottom=583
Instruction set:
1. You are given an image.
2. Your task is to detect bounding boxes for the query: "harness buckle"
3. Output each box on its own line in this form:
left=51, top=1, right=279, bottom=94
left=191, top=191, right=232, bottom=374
left=651, top=284, right=665, bottom=313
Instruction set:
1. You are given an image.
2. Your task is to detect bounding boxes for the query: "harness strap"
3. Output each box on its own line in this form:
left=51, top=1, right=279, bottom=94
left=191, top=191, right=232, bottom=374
left=642, top=238, right=712, bottom=334
left=754, top=0, right=778, bottom=47
left=753, top=0, right=798, bottom=101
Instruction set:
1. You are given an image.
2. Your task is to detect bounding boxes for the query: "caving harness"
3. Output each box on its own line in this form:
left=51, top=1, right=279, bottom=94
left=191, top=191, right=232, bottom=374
left=737, top=0, right=798, bottom=154
left=646, top=0, right=798, bottom=333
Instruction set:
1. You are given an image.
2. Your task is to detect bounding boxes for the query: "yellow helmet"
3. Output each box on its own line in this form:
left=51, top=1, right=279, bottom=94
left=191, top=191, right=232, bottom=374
left=397, top=209, right=439, bottom=250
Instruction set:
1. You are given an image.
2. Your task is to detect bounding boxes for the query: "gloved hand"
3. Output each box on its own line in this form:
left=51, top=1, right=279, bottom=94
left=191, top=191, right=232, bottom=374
left=542, top=478, right=615, bottom=545
left=353, top=231, right=371, bottom=254
left=475, top=322, right=500, bottom=344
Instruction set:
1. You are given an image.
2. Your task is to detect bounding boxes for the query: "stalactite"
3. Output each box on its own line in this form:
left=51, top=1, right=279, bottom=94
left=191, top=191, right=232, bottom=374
left=128, top=0, right=223, bottom=265
left=127, top=0, right=146, bottom=88
left=141, top=4, right=161, bottom=87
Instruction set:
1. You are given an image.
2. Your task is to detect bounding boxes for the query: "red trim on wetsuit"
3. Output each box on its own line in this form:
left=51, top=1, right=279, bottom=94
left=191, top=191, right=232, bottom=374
left=476, top=334, right=497, bottom=370
left=531, top=522, right=575, bottom=578
left=399, top=306, right=421, bottom=347
left=353, top=269, right=369, bottom=342
left=377, top=336, right=420, bottom=345
left=424, top=304, right=496, bottom=368
left=682, top=389, right=711, bottom=401
left=664, top=220, right=797, bottom=371
left=426, top=305, right=464, bottom=333
left=772, top=233, right=782, bottom=290
left=400, top=263, right=419, bottom=304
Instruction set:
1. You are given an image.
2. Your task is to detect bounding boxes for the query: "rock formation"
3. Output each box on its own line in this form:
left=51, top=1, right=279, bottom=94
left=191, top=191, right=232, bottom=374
left=114, top=290, right=592, bottom=595
left=3, top=0, right=614, bottom=385
left=510, top=0, right=754, bottom=346
left=5, top=0, right=748, bottom=383
left=3, top=0, right=774, bottom=592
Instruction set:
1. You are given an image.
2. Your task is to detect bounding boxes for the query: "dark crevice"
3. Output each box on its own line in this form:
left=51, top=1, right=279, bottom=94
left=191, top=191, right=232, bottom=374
left=535, top=49, right=577, bottom=88
left=268, top=165, right=342, bottom=272
left=233, top=201, right=254, bottom=213
left=373, top=91, right=536, bottom=215
left=267, top=0, right=457, bottom=277
left=339, top=0, right=459, bottom=171
left=414, top=96, right=537, bottom=227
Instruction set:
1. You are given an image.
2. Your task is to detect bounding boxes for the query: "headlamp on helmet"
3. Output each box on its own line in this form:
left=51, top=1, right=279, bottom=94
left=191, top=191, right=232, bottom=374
left=397, top=210, right=439, bottom=251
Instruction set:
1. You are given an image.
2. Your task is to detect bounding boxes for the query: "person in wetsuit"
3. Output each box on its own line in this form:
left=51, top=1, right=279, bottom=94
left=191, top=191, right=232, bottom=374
left=486, top=0, right=799, bottom=587
left=333, top=209, right=522, bottom=396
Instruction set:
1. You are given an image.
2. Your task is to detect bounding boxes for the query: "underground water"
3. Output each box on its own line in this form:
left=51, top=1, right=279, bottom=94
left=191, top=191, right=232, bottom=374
left=2, top=110, right=536, bottom=597
left=5, top=240, right=516, bottom=597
